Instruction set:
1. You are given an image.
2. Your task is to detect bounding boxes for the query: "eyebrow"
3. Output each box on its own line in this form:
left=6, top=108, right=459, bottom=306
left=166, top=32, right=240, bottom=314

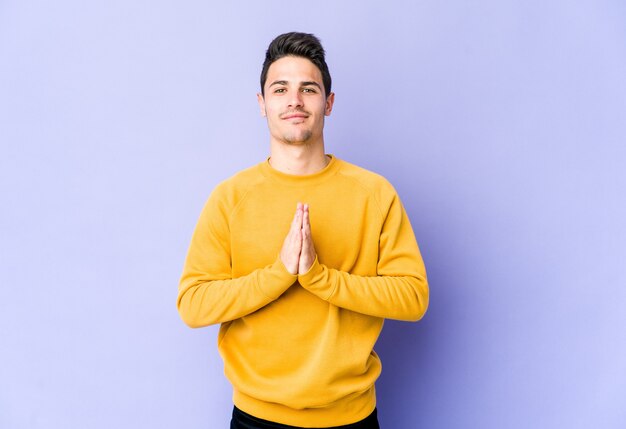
left=269, top=80, right=322, bottom=90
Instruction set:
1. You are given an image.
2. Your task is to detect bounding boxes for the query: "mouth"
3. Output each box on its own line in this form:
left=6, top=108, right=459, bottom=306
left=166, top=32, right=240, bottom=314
left=281, top=112, right=309, bottom=120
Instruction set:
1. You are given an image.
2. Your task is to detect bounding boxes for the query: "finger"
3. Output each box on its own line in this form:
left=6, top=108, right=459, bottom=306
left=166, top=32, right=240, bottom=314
left=281, top=210, right=303, bottom=274
left=302, top=204, right=311, bottom=233
left=302, top=207, right=313, bottom=251
left=290, top=203, right=303, bottom=232
left=299, top=214, right=315, bottom=274
left=301, top=221, right=308, bottom=241
left=292, top=207, right=303, bottom=247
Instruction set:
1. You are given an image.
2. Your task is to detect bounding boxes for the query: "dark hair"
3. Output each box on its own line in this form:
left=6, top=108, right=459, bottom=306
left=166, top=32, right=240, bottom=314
left=260, top=32, right=332, bottom=98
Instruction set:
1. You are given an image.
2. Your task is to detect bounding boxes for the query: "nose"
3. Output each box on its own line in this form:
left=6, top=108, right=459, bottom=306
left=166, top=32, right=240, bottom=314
left=287, top=90, right=303, bottom=108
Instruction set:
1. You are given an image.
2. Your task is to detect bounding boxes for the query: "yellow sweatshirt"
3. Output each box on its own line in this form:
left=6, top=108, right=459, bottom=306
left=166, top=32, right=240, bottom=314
left=178, top=155, right=428, bottom=427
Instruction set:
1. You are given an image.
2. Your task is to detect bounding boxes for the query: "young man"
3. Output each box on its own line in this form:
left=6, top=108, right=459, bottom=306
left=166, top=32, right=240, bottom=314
left=178, top=32, right=429, bottom=429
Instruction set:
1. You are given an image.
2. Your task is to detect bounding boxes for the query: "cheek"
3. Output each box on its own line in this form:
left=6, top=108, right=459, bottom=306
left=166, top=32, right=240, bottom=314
left=266, top=102, right=282, bottom=116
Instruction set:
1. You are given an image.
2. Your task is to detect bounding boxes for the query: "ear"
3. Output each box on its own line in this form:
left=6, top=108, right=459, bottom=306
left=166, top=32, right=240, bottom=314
left=257, top=93, right=267, bottom=117
left=324, top=92, right=335, bottom=116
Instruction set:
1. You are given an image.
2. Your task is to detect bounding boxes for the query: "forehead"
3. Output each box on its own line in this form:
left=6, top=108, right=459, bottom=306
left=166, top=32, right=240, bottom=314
left=265, top=56, right=323, bottom=87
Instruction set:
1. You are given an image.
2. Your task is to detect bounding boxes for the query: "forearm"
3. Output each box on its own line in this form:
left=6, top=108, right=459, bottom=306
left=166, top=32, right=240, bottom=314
left=177, top=258, right=297, bottom=328
left=298, top=258, right=429, bottom=321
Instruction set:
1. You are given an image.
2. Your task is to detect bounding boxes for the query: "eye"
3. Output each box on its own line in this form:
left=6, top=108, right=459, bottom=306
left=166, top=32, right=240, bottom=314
left=274, top=88, right=286, bottom=93
left=302, top=88, right=317, bottom=93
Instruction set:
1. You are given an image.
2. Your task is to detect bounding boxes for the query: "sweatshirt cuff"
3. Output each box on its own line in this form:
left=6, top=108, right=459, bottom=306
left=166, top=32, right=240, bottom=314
left=298, top=257, right=335, bottom=301
left=258, top=256, right=298, bottom=299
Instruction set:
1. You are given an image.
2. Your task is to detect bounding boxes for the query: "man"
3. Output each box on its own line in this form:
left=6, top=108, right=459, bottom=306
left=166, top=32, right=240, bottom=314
left=178, top=32, right=429, bottom=429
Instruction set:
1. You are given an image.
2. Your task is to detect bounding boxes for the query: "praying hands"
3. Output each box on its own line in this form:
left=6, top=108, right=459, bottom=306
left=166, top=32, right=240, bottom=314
left=280, top=202, right=317, bottom=275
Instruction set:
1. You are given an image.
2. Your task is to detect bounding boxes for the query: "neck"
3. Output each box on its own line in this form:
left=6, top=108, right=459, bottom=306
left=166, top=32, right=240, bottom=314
left=269, top=141, right=329, bottom=175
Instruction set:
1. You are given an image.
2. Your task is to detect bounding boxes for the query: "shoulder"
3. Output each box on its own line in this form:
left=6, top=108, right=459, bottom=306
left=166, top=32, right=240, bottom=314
left=335, top=158, right=399, bottom=201
left=206, top=162, right=267, bottom=210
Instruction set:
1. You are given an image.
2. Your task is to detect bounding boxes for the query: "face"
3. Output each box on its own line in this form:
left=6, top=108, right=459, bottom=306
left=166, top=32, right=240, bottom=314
left=258, top=56, right=334, bottom=147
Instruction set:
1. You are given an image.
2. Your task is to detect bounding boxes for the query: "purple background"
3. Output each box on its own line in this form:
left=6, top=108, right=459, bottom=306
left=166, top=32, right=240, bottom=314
left=1, top=1, right=625, bottom=428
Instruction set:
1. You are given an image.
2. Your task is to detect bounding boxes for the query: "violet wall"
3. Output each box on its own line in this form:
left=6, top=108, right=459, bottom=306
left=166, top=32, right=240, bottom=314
left=1, top=1, right=625, bottom=428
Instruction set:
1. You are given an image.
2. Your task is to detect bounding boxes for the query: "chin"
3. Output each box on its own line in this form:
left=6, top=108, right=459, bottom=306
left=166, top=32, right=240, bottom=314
left=284, top=132, right=313, bottom=145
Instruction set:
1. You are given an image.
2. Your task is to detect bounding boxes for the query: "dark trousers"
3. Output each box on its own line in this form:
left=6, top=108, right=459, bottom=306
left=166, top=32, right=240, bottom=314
left=230, top=406, right=380, bottom=429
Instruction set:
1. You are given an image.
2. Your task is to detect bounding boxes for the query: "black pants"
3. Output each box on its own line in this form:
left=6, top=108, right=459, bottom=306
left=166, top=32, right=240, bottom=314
left=230, top=406, right=380, bottom=429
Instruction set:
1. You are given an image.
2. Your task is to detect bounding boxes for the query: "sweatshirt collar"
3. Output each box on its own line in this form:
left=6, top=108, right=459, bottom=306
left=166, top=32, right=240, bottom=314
left=260, top=154, right=340, bottom=186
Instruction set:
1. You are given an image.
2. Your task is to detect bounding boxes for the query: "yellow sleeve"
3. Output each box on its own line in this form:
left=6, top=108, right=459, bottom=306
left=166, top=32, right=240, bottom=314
left=298, top=192, right=429, bottom=321
left=177, top=189, right=297, bottom=328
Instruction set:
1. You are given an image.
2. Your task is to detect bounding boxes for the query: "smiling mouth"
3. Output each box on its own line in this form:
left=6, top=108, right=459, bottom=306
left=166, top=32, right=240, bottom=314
left=281, top=111, right=309, bottom=120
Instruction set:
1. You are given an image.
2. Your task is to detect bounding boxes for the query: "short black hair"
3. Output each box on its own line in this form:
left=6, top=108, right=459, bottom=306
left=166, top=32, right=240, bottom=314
left=260, top=32, right=332, bottom=98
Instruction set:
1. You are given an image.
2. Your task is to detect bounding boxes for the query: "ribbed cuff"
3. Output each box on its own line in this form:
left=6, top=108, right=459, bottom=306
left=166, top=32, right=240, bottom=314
left=258, top=256, right=298, bottom=299
left=297, top=257, right=335, bottom=301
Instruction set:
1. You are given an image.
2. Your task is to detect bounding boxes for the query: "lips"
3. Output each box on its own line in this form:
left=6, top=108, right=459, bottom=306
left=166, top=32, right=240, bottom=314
left=281, top=111, right=309, bottom=120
